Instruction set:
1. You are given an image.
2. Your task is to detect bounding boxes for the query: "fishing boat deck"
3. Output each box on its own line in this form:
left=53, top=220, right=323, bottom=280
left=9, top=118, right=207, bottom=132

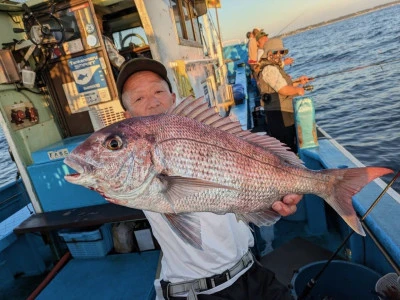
left=36, top=251, right=160, bottom=300
left=228, top=60, right=400, bottom=285
left=261, top=237, right=336, bottom=286
left=3, top=60, right=400, bottom=299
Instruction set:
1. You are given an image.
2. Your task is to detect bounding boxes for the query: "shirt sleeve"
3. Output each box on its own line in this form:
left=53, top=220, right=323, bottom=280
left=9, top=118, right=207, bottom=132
left=248, top=39, right=258, bottom=62
left=261, top=65, right=287, bottom=92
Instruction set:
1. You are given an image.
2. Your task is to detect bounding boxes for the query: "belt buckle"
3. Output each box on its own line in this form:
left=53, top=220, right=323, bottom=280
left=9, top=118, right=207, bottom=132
left=166, top=284, right=170, bottom=300
left=243, top=252, right=252, bottom=268
left=160, top=280, right=171, bottom=300
left=208, top=271, right=230, bottom=288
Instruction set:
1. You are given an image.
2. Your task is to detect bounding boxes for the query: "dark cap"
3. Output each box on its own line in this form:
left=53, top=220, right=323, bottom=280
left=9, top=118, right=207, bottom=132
left=255, top=31, right=268, bottom=41
left=116, top=58, right=172, bottom=110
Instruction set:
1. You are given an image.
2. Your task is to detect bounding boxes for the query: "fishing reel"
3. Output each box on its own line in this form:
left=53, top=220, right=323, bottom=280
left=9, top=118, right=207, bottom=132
left=303, top=84, right=314, bottom=92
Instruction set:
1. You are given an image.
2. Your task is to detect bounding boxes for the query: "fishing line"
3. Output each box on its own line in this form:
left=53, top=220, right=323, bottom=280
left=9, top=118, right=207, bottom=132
left=293, top=57, right=400, bottom=84
left=275, top=8, right=309, bottom=36
left=298, top=170, right=400, bottom=299
left=292, top=57, right=400, bottom=92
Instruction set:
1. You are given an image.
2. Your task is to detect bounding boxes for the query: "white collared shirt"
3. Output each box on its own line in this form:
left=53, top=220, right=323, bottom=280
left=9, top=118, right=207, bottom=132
left=146, top=211, right=254, bottom=298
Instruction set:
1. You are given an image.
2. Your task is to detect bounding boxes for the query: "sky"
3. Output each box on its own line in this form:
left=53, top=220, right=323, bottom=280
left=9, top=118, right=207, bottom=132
left=211, top=0, right=396, bottom=42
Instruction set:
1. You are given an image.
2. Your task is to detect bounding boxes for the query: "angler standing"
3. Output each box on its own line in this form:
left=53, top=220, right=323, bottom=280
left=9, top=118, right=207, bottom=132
left=116, top=57, right=301, bottom=300
left=257, top=38, right=311, bottom=153
left=247, top=28, right=260, bottom=71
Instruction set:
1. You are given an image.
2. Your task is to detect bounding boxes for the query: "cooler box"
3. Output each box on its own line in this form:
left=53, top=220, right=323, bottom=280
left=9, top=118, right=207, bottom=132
left=27, top=134, right=107, bottom=212
left=58, top=224, right=113, bottom=258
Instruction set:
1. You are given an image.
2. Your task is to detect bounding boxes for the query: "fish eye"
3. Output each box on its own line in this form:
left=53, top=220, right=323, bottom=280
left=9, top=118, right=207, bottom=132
left=104, top=135, right=123, bottom=151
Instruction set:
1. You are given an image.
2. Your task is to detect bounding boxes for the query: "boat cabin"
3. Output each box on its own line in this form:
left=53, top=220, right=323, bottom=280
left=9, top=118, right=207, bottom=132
left=0, top=0, right=235, bottom=213
left=0, top=0, right=236, bottom=297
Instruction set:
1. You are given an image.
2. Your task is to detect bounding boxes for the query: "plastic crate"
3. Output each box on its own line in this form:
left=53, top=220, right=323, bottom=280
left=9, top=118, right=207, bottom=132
left=58, top=224, right=113, bottom=258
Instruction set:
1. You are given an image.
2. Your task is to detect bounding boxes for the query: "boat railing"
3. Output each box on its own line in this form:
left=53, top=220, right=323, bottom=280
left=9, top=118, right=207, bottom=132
left=0, top=179, right=30, bottom=223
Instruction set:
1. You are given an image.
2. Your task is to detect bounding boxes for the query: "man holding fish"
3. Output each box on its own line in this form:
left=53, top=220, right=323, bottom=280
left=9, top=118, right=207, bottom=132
left=64, top=57, right=391, bottom=299
left=116, top=58, right=300, bottom=299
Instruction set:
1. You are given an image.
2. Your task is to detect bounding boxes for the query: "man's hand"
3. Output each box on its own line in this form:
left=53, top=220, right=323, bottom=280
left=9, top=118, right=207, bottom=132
left=283, top=57, right=294, bottom=66
left=272, top=194, right=302, bottom=217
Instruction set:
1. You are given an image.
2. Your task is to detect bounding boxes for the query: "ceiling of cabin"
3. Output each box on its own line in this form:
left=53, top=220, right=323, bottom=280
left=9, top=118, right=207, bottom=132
left=92, top=0, right=121, bottom=7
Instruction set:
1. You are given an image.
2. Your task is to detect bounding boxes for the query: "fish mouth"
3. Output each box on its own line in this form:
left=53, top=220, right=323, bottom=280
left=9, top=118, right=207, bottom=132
left=64, top=156, right=85, bottom=183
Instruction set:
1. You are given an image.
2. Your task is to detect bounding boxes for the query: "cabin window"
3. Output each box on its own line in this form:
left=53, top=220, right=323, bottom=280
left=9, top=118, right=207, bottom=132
left=171, top=0, right=202, bottom=47
left=112, top=27, right=149, bottom=51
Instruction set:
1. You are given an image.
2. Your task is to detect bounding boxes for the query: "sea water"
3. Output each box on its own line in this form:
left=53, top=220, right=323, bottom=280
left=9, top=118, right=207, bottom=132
left=284, top=5, right=400, bottom=193
left=0, top=129, right=18, bottom=187
left=0, top=6, right=399, bottom=192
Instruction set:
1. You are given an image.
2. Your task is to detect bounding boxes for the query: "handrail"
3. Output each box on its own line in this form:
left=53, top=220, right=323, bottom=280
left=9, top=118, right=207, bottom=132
left=363, top=223, right=400, bottom=275
left=0, top=192, right=23, bottom=206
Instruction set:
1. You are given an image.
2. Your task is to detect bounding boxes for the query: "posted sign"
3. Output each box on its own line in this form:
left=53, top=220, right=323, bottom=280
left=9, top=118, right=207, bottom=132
left=63, top=53, right=111, bottom=113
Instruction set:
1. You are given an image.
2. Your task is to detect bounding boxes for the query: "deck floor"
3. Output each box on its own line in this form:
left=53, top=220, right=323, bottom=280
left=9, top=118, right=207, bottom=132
left=37, top=251, right=160, bottom=300
left=261, top=237, right=336, bottom=286
left=0, top=273, right=48, bottom=300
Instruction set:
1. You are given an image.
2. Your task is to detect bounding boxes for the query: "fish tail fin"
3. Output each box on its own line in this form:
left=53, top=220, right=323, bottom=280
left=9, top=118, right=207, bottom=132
left=321, top=167, right=392, bottom=236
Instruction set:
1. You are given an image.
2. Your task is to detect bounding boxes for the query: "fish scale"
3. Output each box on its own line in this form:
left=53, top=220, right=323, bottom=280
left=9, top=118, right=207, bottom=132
left=64, top=97, right=393, bottom=249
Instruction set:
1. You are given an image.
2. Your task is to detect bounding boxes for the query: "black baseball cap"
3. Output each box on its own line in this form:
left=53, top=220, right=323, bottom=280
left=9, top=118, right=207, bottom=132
left=116, top=58, right=172, bottom=110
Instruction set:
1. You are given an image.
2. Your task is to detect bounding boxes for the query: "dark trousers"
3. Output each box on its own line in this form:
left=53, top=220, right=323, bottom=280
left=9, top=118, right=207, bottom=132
left=265, top=111, right=297, bottom=153
left=169, top=262, right=292, bottom=300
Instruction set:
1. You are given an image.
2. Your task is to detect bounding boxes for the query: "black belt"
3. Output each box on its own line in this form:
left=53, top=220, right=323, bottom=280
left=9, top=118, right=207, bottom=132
left=161, top=250, right=253, bottom=299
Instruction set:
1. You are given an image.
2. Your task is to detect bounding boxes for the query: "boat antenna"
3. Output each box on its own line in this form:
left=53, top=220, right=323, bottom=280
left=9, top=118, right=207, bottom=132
left=298, top=170, right=400, bottom=299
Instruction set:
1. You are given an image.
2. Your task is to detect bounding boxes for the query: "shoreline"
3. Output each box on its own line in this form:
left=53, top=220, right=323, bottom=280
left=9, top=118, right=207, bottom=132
left=276, top=1, right=400, bottom=38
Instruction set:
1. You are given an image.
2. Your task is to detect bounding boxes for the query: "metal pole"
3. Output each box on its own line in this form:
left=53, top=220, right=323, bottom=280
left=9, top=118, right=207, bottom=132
left=215, top=6, right=222, bottom=48
left=298, top=170, right=400, bottom=299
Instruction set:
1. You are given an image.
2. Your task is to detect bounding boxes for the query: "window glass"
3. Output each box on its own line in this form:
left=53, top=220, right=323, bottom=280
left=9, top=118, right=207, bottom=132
left=192, top=13, right=201, bottom=43
left=171, top=0, right=202, bottom=45
left=182, top=1, right=194, bottom=41
left=171, top=0, right=184, bottom=39
left=112, top=27, right=148, bottom=50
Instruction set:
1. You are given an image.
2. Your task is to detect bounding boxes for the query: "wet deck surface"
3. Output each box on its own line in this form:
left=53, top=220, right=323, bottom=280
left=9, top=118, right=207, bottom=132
left=261, top=237, right=335, bottom=286
left=0, top=273, right=48, bottom=300
left=37, top=251, right=160, bottom=300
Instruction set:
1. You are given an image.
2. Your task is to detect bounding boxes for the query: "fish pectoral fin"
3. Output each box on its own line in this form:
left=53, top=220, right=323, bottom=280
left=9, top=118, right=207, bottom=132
left=158, top=175, right=237, bottom=206
left=236, top=210, right=281, bottom=227
left=162, top=213, right=203, bottom=250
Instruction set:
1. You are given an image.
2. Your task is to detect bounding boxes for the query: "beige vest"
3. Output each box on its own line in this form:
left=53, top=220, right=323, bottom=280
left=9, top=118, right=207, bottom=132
left=257, top=60, right=294, bottom=126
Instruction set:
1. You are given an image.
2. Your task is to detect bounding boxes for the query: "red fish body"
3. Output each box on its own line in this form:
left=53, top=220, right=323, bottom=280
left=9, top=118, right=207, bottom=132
left=64, top=97, right=392, bottom=248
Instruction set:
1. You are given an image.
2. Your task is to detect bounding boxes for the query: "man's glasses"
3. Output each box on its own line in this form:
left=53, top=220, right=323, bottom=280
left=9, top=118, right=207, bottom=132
left=272, top=50, right=288, bottom=55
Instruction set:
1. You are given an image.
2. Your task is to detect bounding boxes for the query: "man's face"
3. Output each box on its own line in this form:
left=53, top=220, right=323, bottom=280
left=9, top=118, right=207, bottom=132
left=267, top=51, right=284, bottom=64
left=257, top=36, right=268, bottom=49
left=122, top=71, right=176, bottom=117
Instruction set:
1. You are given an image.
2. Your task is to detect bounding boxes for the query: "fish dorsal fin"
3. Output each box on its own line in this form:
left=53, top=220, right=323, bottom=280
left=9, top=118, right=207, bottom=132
left=168, top=97, right=303, bottom=167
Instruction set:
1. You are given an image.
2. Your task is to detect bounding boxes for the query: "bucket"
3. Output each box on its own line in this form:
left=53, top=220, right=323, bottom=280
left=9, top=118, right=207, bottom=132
left=291, top=260, right=381, bottom=299
left=22, top=69, right=36, bottom=88
left=375, top=273, right=400, bottom=300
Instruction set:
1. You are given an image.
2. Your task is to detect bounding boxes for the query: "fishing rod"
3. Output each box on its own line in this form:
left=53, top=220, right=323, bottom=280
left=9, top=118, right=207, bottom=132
left=293, top=57, right=400, bottom=91
left=311, top=57, right=400, bottom=80
left=276, top=9, right=308, bottom=36
left=298, top=170, right=400, bottom=299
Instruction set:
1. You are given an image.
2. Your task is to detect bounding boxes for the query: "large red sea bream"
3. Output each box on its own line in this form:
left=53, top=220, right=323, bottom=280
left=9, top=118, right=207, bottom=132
left=64, top=97, right=392, bottom=249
